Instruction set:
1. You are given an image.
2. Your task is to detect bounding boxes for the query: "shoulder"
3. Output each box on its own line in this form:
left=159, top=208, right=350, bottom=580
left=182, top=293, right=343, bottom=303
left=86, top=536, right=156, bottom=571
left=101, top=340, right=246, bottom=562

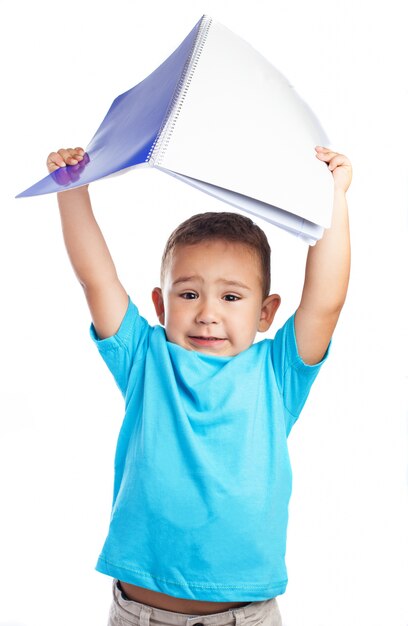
left=271, top=312, right=330, bottom=376
left=90, top=297, right=155, bottom=356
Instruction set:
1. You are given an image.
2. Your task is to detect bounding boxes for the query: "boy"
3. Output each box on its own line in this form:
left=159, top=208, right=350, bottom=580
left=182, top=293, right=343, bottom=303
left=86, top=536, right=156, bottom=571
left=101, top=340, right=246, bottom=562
left=47, top=145, right=351, bottom=626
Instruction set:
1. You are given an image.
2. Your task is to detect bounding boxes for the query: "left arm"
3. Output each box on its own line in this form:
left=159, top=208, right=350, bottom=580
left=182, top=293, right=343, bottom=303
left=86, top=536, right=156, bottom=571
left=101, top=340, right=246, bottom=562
left=295, top=147, right=352, bottom=364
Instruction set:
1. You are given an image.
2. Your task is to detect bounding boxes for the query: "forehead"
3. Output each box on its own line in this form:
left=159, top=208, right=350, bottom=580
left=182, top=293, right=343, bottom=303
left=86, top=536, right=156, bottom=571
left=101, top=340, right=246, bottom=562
left=165, top=240, right=262, bottom=285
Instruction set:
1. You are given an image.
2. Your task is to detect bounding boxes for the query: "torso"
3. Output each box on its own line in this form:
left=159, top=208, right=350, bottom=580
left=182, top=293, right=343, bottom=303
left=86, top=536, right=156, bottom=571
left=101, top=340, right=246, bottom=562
left=119, top=581, right=250, bottom=615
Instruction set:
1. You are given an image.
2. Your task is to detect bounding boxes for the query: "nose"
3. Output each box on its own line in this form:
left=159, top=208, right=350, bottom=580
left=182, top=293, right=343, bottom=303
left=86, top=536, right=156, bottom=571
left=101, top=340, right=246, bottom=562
left=195, top=298, right=218, bottom=325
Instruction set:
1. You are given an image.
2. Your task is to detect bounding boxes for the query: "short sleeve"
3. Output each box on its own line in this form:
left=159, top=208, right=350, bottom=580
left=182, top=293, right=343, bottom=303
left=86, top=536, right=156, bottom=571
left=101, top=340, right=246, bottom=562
left=89, top=297, right=150, bottom=396
left=271, top=312, right=330, bottom=434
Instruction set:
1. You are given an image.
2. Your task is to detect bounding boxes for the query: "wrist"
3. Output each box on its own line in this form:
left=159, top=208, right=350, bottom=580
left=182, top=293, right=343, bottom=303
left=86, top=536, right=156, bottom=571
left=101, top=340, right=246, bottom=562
left=333, top=183, right=349, bottom=196
left=57, top=184, right=89, bottom=198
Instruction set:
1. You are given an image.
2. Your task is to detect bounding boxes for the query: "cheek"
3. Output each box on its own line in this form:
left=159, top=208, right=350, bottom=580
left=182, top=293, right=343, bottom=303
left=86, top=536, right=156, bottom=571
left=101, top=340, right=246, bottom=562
left=165, top=301, right=188, bottom=329
left=245, top=306, right=263, bottom=335
left=231, top=307, right=258, bottom=334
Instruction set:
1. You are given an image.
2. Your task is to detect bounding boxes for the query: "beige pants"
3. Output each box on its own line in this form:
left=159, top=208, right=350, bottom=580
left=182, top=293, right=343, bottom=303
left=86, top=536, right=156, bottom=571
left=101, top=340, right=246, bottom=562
left=108, top=580, right=282, bottom=626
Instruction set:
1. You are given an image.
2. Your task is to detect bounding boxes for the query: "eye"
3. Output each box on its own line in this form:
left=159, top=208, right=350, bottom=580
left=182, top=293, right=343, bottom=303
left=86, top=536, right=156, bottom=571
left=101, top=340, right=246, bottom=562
left=223, top=294, right=240, bottom=302
left=180, top=291, right=198, bottom=299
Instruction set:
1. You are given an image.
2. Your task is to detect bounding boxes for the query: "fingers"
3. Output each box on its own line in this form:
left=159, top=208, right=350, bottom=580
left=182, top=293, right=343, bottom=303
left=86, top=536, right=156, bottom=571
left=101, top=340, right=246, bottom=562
left=315, top=146, right=350, bottom=170
left=46, top=147, right=85, bottom=173
left=46, top=152, right=65, bottom=172
left=315, top=146, right=352, bottom=192
left=315, top=146, right=337, bottom=162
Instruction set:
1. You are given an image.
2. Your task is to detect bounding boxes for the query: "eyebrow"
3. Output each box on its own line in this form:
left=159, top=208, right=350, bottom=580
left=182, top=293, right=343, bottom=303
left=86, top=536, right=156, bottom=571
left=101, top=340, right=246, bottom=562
left=217, top=279, right=251, bottom=290
left=172, top=275, right=200, bottom=286
left=172, top=276, right=251, bottom=290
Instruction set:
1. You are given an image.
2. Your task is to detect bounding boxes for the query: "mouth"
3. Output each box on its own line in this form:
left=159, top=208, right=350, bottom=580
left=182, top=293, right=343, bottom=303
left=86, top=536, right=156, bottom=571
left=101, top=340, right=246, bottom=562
left=188, top=336, right=227, bottom=346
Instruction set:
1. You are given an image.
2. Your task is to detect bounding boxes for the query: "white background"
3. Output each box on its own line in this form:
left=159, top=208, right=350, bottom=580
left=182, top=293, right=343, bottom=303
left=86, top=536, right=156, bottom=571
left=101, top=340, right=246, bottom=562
left=1, top=1, right=407, bottom=625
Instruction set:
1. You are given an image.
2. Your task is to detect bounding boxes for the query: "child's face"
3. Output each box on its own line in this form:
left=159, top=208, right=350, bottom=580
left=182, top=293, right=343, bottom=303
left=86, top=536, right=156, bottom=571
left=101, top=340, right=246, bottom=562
left=152, top=240, right=280, bottom=356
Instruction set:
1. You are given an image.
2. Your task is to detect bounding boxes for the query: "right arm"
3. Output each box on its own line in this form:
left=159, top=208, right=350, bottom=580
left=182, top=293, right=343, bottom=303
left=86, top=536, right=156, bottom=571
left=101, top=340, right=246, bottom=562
left=48, top=147, right=128, bottom=339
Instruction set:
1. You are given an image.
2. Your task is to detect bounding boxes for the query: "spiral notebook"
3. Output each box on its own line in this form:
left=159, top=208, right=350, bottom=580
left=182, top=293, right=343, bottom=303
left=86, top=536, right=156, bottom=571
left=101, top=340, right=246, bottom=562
left=16, top=15, right=332, bottom=244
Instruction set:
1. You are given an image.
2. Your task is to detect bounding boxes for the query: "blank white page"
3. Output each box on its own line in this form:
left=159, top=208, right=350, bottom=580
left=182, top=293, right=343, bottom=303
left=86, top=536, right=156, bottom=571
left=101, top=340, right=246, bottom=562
left=154, top=18, right=333, bottom=228
left=158, top=167, right=324, bottom=244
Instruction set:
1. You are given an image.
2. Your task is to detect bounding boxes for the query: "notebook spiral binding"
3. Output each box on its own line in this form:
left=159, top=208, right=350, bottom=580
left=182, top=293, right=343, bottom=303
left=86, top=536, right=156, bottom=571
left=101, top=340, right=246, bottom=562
left=148, top=15, right=213, bottom=166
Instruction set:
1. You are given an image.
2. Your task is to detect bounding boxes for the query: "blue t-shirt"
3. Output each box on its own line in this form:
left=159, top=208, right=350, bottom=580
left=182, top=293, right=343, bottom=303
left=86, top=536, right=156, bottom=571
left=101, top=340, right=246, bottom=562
left=90, top=297, right=329, bottom=601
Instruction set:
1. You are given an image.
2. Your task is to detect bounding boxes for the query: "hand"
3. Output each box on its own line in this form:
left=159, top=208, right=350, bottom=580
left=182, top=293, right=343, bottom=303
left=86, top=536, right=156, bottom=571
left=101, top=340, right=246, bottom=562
left=315, top=146, right=352, bottom=193
left=46, top=147, right=89, bottom=187
left=46, top=147, right=86, bottom=172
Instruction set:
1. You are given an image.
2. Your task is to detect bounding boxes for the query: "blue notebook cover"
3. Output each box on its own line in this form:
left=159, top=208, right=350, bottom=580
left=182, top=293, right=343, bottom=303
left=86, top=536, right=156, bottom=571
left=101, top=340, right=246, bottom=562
left=16, top=18, right=202, bottom=198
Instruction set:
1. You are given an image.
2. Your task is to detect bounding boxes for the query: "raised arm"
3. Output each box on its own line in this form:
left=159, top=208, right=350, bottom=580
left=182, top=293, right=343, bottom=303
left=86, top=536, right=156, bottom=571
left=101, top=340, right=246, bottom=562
left=47, top=148, right=128, bottom=339
left=295, top=146, right=352, bottom=364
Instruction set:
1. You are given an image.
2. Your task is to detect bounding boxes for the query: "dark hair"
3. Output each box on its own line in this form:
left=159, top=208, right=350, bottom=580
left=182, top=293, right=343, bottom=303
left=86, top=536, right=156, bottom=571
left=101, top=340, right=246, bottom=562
left=161, top=212, right=271, bottom=298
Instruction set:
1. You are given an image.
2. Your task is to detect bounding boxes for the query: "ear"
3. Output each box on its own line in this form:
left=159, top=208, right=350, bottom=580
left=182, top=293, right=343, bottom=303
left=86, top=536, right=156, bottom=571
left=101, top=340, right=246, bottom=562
left=258, top=294, right=281, bottom=333
left=152, top=287, right=165, bottom=325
